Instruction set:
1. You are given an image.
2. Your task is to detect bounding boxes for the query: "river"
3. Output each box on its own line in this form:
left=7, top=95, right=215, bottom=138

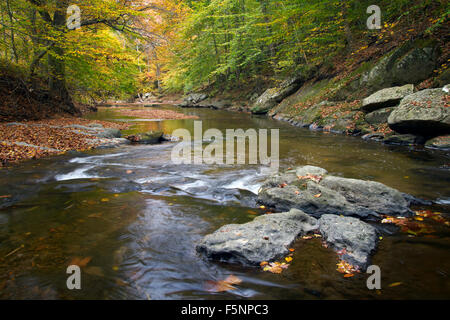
left=0, top=105, right=449, bottom=299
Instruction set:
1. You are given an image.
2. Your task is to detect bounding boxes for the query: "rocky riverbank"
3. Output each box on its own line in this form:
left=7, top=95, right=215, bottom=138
left=176, top=38, right=450, bottom=150
left=197, top=165, right=439, bottom=273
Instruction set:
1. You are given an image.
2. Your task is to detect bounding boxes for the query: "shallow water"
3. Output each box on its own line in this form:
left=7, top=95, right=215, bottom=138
left=0, top=105, right=449, bottom=299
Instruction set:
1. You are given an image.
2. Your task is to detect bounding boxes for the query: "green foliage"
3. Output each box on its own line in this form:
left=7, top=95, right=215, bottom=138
left=165, top=0, right=448, bottom=92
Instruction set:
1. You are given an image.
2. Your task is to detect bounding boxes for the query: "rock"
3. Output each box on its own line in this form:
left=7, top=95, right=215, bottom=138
left=196, top=98, right=232, bottom=110
left=383, top=134, right=425, bottom=146
left=96, top=138, right=131, bottom=149
left=126, top=131, right=163, bottom=144
left=360, top=41, right=438, bottom=94
left=94, top=128, right=122, bottom=139
left=361, top=84, right=414, bottom=113
left=251, top=76, right=304, bottom=114
left=362, top=133, right=385, bottom=142
left=319, top=215, right=378, bottom=270
left=365, top=107, right=394, bottom=125
left=196, top=208, right=318, bottom=265
left=258, top=166, right=412, bottom=220
left=179, top=93, right=208, bottom=107
left=388, top=88, right=450, bottom=138
left=87, top=123, right=104, bottom=129
left=6, top=122, right=27, bottom=127
left=295, top=166, right=328, bottom=177
left=425, top=135, right=450, bottom=150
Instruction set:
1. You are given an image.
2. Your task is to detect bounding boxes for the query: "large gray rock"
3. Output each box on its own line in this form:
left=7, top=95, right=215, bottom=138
left=196, top=208, right=318, bottom=266
left=359, top=41, right=438, bottom=93
left=251, top=77, right=304, bottom=114
left=388, top=88, right=450, bottom=138
left=258, top=166, right=412, bottom=220
left=319, top=215, right=378, bottom=270
left=179, top=93, right=208, bottom=107
left=361, top=84, right=414, bottom=113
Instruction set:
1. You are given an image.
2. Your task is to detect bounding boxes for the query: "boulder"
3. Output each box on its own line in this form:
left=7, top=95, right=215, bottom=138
left=251, top=76, right=304, bottom=114
left=257, top=166, right=412, bottom=220
left=361, top=84, right=414, bottom=113
left=196, top=98, right=232, bottom=110
left=179, top=93, right=208, bottom=107
left=425, top=135, right=450, bottom=150
left=359, top=41, right=438, bottom=94
left=196, top=208, right=318, bottom=265
left=319, top=215, right=378, bottom=270
left=125, top=131, right=163, bottom=144
left=365, top=107, right=394, bottom=125
left=388, top=88, right=450, bottom=138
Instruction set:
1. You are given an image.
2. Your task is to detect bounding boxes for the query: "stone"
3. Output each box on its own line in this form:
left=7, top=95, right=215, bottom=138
left=319, top=214, right=378, bottom=270
left=361, top=84, right=414, bottom=113
left=196, top=208, right=318, bottom=265
left=365, top=107, right=394, bottom=125
left=257, top=166, right=413, bottom=220
left=388, top=88, right=450, bottom=138
left=425, top=135, right=450, bottom=150
left=251, top=76, right=304, bottom=114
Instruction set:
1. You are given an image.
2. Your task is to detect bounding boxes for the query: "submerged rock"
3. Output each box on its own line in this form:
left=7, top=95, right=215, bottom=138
left=319, top=214, right=378, bottom=270
left=388, top=88, right=450, bottom=138
left=196, top=208, right=318, bottom=266
left=361, top=84, right=414, bottom=113
left=258, top=166, right=412, bottom=220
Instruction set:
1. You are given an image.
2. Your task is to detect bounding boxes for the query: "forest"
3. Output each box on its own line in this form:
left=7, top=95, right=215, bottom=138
left=0, top=0, right=448, bottom=107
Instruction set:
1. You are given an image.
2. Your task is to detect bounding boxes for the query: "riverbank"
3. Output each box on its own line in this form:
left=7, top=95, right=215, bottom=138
left=0, top=106, right=198, bottom=166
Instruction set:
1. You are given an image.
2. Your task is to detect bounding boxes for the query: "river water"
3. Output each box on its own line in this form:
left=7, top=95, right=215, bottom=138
left=0, top=105, right=449, bottom=299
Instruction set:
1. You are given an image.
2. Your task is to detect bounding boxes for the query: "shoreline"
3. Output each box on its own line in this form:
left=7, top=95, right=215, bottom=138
left=0, top=106, right=195, bottom=167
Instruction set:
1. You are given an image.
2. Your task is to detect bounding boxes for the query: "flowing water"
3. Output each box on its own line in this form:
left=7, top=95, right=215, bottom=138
left=0, top=105, right=449, bottom=300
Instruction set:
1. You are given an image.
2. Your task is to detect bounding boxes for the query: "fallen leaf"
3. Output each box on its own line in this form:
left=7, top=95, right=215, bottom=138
left=343, top=273, right=355, bottom=278
left=285, top=257, right=293, bottom=263
left=388, top=282, right=403, bottom=287
left=224, top=275, right=242, bottom=285
left=205, top=275, right=242, bottom=292
left=313, top=193, right=322, bottom=198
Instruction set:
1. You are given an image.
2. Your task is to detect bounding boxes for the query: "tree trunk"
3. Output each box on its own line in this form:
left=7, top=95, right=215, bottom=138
left=47, top=2, right=78, bottom=114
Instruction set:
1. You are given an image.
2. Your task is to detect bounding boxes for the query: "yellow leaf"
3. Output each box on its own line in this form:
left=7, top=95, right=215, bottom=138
left=388, top=282, right=402, bottom=287
left=285, top=257, right=293, bottom=263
